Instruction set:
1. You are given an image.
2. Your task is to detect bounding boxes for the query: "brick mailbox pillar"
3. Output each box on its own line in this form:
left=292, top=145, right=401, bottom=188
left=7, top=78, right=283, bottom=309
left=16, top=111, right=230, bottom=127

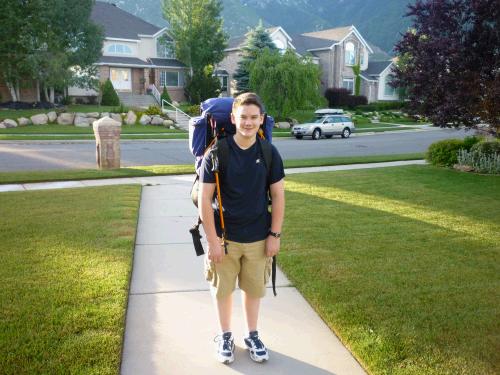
left=93, top=116, right=121, bottom=169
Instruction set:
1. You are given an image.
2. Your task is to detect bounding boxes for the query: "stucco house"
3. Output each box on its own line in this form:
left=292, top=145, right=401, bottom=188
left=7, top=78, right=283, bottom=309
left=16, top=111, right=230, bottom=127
left=217, top=25, right=399, bottom=103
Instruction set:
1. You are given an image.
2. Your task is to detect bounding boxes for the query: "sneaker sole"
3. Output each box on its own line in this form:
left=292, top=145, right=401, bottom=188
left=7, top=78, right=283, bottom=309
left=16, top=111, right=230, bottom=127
left=245, top=343, right=269, bottom=363
left=217, top=342, right=235, bottom=364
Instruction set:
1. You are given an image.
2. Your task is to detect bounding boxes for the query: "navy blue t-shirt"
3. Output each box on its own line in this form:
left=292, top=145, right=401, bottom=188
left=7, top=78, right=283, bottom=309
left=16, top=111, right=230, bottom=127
left=200, top=135, right=285, bottom=243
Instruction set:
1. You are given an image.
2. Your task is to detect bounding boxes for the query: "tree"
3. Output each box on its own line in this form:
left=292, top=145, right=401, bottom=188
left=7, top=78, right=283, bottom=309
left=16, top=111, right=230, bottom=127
left=249, top=49, right=324, bottom=118
left=100, top=79, right=120, bottom=106
left=0, top=0, right=103, bottom=103
left=162, top=0, right=227, bottom=103
left=161, top=86, right=172, bottom=104
left=185, top=65, right=221, bottom=104
left=233, top=21, right=278, bottom=94
left=352, top=64, right=361, bottom=96
left=393, top=0, right=499, bottom=134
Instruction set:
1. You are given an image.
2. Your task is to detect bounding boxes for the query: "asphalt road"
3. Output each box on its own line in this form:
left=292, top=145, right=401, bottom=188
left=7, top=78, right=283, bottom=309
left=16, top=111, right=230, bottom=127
left=0, top=127, right=472, bottom=172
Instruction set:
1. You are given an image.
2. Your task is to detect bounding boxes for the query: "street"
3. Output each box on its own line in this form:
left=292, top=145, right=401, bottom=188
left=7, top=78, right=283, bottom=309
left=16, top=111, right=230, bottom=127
left=0, top=127, right=473, bottom=172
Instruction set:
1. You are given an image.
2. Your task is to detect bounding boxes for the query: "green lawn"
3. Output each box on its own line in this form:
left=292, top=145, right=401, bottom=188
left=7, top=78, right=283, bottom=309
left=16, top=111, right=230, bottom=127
left=0, top=153, right=424, bottom=185
left=0, top=185, right=141, bottom=374
left=282, top=165, right=500, bottom=375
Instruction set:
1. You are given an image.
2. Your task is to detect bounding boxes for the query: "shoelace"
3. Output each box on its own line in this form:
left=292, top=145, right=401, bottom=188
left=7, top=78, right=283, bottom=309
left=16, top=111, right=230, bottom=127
left=214, top=334, right=233, bottom=351
left=248, top=334, right=264, bottom=350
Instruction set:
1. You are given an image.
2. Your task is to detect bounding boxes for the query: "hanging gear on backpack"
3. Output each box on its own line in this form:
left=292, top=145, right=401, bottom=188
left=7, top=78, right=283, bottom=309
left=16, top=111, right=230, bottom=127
left=188, top=97, right=278, bottom=296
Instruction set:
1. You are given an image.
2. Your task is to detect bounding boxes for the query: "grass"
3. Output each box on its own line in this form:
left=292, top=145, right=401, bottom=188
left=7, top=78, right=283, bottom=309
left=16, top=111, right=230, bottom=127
left=0, top=153, right=424, bottom=185
left=0, top=185, right=141, bottom=374
left=281, top=165, right=500, bottom=375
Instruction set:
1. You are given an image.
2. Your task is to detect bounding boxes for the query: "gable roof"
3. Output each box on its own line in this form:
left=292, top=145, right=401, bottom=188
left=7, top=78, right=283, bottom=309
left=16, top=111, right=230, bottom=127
left=91, top=2, right=161, bottom=40
left=301, top=26, right=353, bottom=43
left=364, top=60, right=393, bottom=76
left=290, top=34, right=336, bottom=55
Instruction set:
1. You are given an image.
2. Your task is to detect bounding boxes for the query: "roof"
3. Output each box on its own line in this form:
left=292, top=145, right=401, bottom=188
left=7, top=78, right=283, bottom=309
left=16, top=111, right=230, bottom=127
left=301, top=26, right=353, bottom=43
left=91, top=2, right=161, bottom=39
left=149, top=58, right=187, bottom=68
left=96, top=56, right=152, bottom=67
left=290, top=34, right=336, bottom=55
left=226, top=27, right=287, bottom=50
left=364, top=60, right=393, bottom=76
left=214, top=69, right=229, bottom=75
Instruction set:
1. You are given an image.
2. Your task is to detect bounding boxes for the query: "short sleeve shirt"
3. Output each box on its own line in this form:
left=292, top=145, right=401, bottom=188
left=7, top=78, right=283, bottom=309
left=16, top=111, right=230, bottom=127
left=200, top=136, right=285, bottom=243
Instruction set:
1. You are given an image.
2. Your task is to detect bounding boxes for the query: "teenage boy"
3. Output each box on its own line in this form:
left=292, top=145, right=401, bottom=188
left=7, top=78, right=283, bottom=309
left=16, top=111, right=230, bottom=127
left=199, top=92, right=285, bottom=364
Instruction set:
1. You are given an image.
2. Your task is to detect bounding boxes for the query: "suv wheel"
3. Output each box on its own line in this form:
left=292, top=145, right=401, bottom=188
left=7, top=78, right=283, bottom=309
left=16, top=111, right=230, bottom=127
left=312, top=128, right=321, bottom=140
left=341, top=128, right=351, bottom=138
left=295, top=135, right=303, bottom=139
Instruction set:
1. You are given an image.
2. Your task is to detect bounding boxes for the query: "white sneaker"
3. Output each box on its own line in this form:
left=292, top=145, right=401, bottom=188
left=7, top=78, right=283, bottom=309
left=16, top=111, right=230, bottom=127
left=243, top=331, right=269, bottom=362
left=215, top=332, right=235, bottom=364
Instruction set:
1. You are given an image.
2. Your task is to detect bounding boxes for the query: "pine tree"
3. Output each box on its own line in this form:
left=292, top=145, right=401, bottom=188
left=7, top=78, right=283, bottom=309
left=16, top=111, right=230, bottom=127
left=233, top=21, right=278, bottom=94
left=100, top=79, right=120, bottom=106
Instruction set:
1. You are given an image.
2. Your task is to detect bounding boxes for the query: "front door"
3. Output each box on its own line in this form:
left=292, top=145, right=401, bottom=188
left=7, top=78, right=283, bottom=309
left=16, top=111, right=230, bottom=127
left=110, top=68, right=131, bottom=91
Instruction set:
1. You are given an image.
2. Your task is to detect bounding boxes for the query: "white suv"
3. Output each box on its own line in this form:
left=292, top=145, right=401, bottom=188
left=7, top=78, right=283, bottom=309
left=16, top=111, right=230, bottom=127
left=291, top=115, right=355, bottom=140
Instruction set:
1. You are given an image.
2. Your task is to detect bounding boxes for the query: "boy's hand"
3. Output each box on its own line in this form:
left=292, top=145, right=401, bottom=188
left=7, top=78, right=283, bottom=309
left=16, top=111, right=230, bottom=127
left=265, top=236, right=280, bottom=257
left=207, top=239, right=224, bottom=263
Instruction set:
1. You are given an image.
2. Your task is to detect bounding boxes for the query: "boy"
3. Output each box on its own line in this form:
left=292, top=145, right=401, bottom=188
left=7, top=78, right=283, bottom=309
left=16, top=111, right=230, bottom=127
left=199, top=92, right=285, bottom=364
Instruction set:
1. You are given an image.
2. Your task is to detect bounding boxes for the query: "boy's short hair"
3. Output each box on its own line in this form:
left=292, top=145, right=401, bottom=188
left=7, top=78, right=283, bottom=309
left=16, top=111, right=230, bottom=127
left=232, top=92, right=264, bottom=114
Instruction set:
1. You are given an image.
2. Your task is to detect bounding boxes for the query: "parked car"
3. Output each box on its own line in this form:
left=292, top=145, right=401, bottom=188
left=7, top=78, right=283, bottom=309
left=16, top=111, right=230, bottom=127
left=291, top=115, right=355, bottom=140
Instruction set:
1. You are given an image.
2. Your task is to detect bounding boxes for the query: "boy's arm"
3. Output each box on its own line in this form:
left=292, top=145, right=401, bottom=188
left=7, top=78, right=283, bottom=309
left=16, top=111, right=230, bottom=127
left=199, top=181, right=224, bottom=263
left=266, top=178, right=285, bottom=257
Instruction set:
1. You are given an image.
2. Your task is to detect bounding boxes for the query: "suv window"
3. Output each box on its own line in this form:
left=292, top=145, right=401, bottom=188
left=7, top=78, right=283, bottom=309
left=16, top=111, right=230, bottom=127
left=341, top=116, right=351, bottom=122
left=333, top=117, right=343, bottom=123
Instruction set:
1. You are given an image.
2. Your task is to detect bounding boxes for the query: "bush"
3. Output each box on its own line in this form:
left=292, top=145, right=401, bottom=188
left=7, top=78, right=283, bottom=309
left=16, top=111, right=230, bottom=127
left=462, top=136, right=482, bottom=150
left=144, top=105, right=162, bottom=116
left=324, top=87, right=368, bottom=108
left=161, top=87, right=171, bottom=104
left=458, top=149, right=500, bottom=174
left=100, top=79, right=120, bottom=106
left=111, top=104, right=129, bottom=114
left=471, top=140, right=500, bottom=156
left=184, top=104, right=200, bottom=116
left=426, top=139, right=466, bottom=167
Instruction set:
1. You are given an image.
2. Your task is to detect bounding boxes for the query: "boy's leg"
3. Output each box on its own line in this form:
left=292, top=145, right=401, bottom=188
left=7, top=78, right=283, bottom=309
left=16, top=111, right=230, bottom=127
left=241, top=290, right=260, bottom=332
left=214, top=293, right=233, bottom=333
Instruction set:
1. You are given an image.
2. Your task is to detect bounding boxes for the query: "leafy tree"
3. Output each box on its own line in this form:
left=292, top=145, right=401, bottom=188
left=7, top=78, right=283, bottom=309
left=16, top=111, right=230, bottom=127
left=100, top=79, right=120, bottom=106
left=233, top=20, right=278, bottom=94
left=249, top=49, right=324, bottom=118
left=0, top=0, right=103, bottom=102
left=185, top=65, right=221, bottom=104
left=393, top=0, right=499, bottom=135
left=162, top=0, right=227, bottom=103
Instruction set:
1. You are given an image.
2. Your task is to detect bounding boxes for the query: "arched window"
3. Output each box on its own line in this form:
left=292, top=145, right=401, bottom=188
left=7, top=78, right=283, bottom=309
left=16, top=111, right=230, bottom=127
left=345, top=42, right=356, bottom=65
left=107, top=44, right=132, bottom=55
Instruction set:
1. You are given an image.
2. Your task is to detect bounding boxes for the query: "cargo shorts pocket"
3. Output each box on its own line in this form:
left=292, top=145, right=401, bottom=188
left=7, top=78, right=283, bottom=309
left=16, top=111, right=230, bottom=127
left=264, top=257, right=273, bottom=284
left=204, top=257, right=218, bottom=287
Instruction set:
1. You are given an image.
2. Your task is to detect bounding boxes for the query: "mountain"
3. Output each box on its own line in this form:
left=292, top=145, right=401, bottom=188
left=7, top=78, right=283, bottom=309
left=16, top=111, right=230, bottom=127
left=98, top=0, right=413, bottom=53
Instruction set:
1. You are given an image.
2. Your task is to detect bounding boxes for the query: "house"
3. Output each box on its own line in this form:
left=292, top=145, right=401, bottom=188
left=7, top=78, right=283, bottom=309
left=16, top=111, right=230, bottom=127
left=217, top=25, right=399, bottom=103
left=0, top=1, right=187, bottom=104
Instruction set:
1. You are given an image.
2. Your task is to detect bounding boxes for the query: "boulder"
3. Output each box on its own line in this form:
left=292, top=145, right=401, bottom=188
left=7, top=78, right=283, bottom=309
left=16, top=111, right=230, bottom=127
left=86, top=112, right=99, bottom=118
left=31, top=113, right=49, bottom=125
left=74, top=116, right=91, bottom=127
left=169, top=125, right=176, bottom=129
left=3, top=119, right=18, bottom=128
left=277, top=121, right=291, bottom=129
left=163, top=119, right=174, bottom=126
left=124, top=110, right=137, bottom=125
left=75, top=112, right=87, bottom=118
left=57, top=112, right=75, bottom=125
left=100, top=112, right=109, bottom=118
left=0, top=122, right=5, bottom=129
left=110, top=113, right=123, bottom=125
left=47, top=111, right=57, bottom=123
left=139, top=114, right=151, bottom=125
left=151, top=116, right=164, bottom=126
left=17, top=117, right=31, bottom=126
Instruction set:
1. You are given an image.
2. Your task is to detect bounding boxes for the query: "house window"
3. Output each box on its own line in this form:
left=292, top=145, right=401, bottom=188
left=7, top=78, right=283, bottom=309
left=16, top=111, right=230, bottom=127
left=345, top=42, right=356, bottom=66
left=157, top=39, right=175, bottom=58
left=343, top=78, right=354, bottom=94
left=384, top=75, right=396, bottom=96
left=107, top=44, right=132, bottom=55
left=160, top=71, right=184, bottom=87
left=360, top=50, right=365, bottom=66
left=219, top=75, right=228, bottom=91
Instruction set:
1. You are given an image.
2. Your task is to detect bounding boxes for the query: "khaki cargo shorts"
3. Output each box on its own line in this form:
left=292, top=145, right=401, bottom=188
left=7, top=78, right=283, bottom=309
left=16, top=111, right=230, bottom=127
left=204, top=239, right=272, bottom=300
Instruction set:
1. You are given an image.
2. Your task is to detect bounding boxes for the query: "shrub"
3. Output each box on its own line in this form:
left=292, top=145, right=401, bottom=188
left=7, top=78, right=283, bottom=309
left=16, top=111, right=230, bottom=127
left=324, top=87, right=367, bottom=108
left=458, top=149, right=500, bottom=174
left=426, top=139, right=465, bottom=167
left=144, top=105, right=162, bottom=116
left=184, top=104, right=200, bottom=116
left=462, top=136, right=482, bottom=150
left=161, top=87, right=172, bottom=104
left=471, top=140, right=500, bottom=156
left=100, top=79, right=120, bottom=106
left=111, top=104, right=129, bottom=114
left=61, top=96, right=72, bottom=105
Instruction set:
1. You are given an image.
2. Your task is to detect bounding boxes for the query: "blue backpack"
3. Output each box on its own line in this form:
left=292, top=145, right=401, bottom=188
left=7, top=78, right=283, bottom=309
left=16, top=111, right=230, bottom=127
left=188, top=97, right=274, bottom=175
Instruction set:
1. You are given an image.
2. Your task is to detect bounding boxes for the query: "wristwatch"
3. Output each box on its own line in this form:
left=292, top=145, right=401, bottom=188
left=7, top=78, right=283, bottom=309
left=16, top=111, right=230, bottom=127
left=268, top=230, right=281, bottom=238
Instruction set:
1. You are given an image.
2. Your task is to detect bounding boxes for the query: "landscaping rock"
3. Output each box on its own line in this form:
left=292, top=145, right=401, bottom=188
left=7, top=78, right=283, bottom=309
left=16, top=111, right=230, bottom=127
left=139, top=114, right=151, bottom=125
left=17, top=117, right=31, bottom=126
left=75, top=112, right=87, bottom=118
left=277, top=121, right=291, bottom=129
left=110, top=113, right=123, bottom=125
left=454, top=164, right=474, bottom=172
left=47, top=111, right=57, bottom=123
left=31, top=113, right=49, bottom=125
left=100, top=112, right=109, bottom=118
left=163, top=119, right=174, bottom=126
left=151, top=116, right=164, bottom=126
left=57, top=112, right=75, bottom=125
left=125, top=110, right=137, bottom=125
left=74, top=116, right=91, bottom=127
left=87, top=112, right=99, bottom=118
left=169, top=125, right=176, bottom=129
left=3, top=119, right=18, bottom=128
left=0, top=122, right=5, bottom=129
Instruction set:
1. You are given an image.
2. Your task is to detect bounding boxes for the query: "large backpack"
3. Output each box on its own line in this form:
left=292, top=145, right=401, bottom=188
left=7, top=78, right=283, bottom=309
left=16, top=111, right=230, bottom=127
left=188, top=97, right=278, bottom=296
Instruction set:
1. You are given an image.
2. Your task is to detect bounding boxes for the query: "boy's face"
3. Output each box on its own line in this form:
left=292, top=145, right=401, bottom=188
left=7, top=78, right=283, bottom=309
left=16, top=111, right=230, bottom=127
left=231, top=104, right=264, bottom=139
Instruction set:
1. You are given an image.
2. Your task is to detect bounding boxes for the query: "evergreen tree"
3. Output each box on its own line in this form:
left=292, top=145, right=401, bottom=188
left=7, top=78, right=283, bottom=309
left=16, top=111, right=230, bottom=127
left=161, top=86, right=172, bottom=104
left=249, top=49, right=324, bottom=118
left=233, top=21, right=278, bottom=94
left=100, top=79, right=120, bottom=106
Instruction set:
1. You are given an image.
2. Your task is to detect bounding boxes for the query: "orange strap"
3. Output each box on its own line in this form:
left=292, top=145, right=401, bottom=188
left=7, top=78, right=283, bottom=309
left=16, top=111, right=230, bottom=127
left=214, top=171, right=225, bottom=232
